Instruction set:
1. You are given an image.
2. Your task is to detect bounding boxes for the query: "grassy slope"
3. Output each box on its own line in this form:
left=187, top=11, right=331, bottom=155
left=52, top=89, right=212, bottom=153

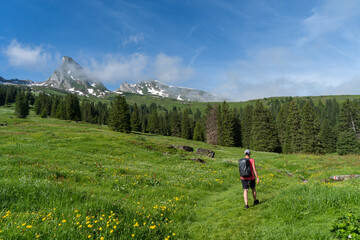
left=1, top=106, right=360, bottom=239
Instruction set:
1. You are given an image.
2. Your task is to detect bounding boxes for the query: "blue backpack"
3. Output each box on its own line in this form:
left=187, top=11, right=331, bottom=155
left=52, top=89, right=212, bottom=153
left=239, top=158, right=252, bottom=178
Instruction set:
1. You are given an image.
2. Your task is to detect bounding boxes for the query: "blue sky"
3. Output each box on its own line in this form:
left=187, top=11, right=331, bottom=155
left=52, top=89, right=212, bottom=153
left=1, top=0, right=360, bottom=100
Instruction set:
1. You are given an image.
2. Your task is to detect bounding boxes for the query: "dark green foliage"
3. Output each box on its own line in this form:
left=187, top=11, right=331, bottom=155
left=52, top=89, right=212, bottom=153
left=181, top=108, right=192, bottom=140
left=193, top=121, right=205, bottom=142
left=109, top=95, right=131, bottom=133
left=170, top=109, right=181, bottom=137
left=242, top=104, right=253, bottom=148
left=337, top=99, right=360, bottom=155
left=217, top=101, right=235, bottom=147
left=82, top=100, right=96, bottom=124
left=130, top=103, right=141, bottom=132
left=284, top=101, right=302, bottom=153
left=300, top=102, right=324, bottom=154
left=231, top=108, right=242, bottom=147
left=217, top=101, right=241, bottom=147
left=320, top=119, right=337, bottom=153
left=14, top=92, right=29, bottom=118
left=250, top=101, right=279, bottom=152
left=65, top=94, right=81, bottom=121
left=147, top=108, right=160, bottom=134
left=331, top=211, right=360, bottom=239
left=34, top=92, right=52, bottom=116
left=276, top=102, right=289, bottom=149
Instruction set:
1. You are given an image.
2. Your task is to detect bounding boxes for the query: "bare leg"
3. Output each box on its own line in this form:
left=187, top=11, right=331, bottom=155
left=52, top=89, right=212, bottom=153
left=243, top=189, right=249, bottom=206
left=251, top=188, right=257, bottom=201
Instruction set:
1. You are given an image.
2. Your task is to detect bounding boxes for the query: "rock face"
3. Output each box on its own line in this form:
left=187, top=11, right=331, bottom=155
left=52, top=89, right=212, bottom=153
left=44, top=56, right=109, bottom=97
left=196, top=148, right=215, bottom=158
left=116, top=79, right=218, bottom=102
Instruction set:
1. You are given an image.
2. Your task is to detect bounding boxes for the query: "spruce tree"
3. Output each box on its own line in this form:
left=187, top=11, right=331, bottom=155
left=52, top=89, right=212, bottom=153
left=231, top=108, right=242, bottom=147
left=14, top=92, right=29, bottom=118
left=320, top=118, right=337, bottom=153
left=181, top=108, right=192, bottom=140
left=170, top=109, right=181, bottom=137
left=131, top=103, right=142, bottom=132
left=250, top=101, right=279, bottom=152
left=193, top=121, right=205, bottom=142
left=284, top=101, right=302, bottom=153
left=147, top=108, right=160, bottom=134
left=337, top=99, right=360, bottom=155
left=300, top=102, right=321, bottom=153
left=65, top=94, right=81, bottom=121
left=276, top=102, right=289, bottom=150
left=109, top=95, right=131, bottom=133
left=217, top=101, right=234, bottom=147
left=242, top=104, right=253, bottom=148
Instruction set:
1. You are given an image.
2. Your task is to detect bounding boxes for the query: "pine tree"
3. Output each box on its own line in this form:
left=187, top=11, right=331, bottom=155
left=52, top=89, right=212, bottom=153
left=147, top=108, right=160, bottom=134
left=320, top=118, right=337, bottom=153
left=181, top=108, right=192, bottom=140
left=242, top=104, right=253, bottom=148
left=109, top=95, right=131, bottom=133
left=65, top=94, right=81, bottom=121
left=193, top=121, right=205, bottom=142
left=231, top=108, right=242, bottom=147
left=170, top=109, right=181, bottom=137
left=276, top=102, right=289, bottom=150
left=337, top=99, right=360, bottom=155
left=284, top=101, right=302, bottom=153
left=217, top=101, right=235, bottom=146
left=131, top=103, right=141, bottom=132
left=250, top=101, right=279, bottom=152
left=14, top=92, right=29, bottom=118
left=300, top=101, right=323, bottom=154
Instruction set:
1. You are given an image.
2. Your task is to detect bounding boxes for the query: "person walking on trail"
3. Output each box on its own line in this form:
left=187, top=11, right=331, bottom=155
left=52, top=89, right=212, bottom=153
left=239, top=149, right=259, bottom=209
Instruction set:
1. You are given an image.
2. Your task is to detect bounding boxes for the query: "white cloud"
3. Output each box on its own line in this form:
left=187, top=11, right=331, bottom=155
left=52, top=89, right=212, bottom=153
left=153, top=53, right=194, bottom=83
left=300, top=0, right=360, bottom=44
left=122, top=33, right=145, bottom=46
left=86, top=53, right=148, bottom=83
left=3, top=40, right=52, bottom=70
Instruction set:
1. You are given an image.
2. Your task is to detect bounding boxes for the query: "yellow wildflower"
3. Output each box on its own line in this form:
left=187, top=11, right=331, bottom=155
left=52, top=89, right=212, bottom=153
left=133, top=222, right=139, bottom=227
left=150, top=225, right=156, bottom=229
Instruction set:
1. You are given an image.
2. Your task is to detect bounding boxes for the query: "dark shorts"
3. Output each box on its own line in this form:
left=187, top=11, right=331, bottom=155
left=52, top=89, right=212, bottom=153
left=241, top=179, right=256, bottom=190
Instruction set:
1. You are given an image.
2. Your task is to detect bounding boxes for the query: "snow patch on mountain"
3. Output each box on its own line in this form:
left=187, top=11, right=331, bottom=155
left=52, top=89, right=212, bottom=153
left=116, top=79, right=218, bottom=102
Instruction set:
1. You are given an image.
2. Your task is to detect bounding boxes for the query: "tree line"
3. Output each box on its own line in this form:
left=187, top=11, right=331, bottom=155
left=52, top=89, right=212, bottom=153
left=4, top=84, right=360, bottom=155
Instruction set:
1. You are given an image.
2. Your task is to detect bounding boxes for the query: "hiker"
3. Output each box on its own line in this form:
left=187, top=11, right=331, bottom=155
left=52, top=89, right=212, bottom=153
left=239, top=149, right=259, bottom=209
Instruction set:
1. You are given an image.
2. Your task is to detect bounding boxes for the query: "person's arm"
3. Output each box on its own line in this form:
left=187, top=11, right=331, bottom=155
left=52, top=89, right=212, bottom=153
left=252, top=161, right=259, bottom=183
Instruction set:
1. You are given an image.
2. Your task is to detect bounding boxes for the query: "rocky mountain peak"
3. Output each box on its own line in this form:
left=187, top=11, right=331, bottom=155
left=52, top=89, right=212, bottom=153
left=44, top=56, right=109, bottom=97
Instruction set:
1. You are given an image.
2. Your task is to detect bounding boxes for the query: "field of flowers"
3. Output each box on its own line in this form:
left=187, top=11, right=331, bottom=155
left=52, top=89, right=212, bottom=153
left=1, top=105, right=360, bottom=239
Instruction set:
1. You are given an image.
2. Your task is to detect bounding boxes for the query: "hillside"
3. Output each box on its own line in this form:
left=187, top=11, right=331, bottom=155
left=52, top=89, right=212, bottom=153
left=1, top=106, right=360, bottom=239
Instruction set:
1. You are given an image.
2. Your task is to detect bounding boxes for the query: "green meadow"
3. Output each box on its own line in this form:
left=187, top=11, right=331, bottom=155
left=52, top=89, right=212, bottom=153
left=1, top=105, right=360, bottom=239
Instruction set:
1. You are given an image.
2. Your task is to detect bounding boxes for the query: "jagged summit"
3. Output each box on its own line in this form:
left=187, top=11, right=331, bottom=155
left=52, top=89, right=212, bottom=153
left=116, top=79, right=218, bottom=102
left=44, top=56, right=109, bottom=97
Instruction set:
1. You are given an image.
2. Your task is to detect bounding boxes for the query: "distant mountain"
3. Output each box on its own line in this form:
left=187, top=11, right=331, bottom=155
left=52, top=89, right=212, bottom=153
left=44, top=56, right=109, bottom=97
left=116, top=80, right=219, bottom=102
left=0, top=76, right=34, bottom=85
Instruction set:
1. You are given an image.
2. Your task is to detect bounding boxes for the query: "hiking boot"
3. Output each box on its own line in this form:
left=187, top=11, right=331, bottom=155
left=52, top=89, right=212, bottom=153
left=245, top=205, right=249, bottom=209
left=254, top=200, right=259, bottom=205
